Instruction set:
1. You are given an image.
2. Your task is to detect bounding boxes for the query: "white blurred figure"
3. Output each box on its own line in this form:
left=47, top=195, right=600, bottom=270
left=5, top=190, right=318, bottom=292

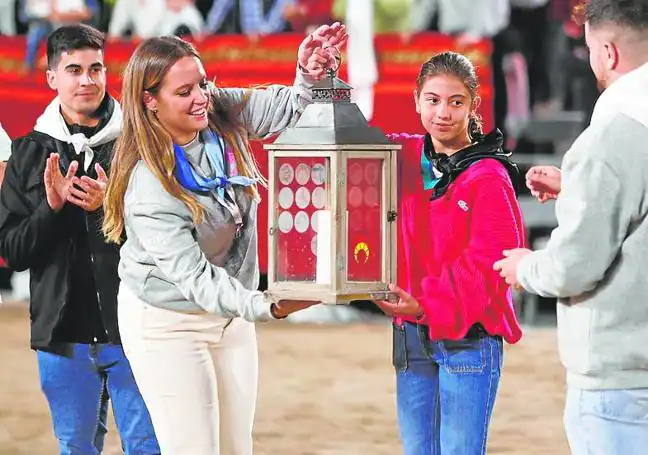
left=0, top=121, right=10, bottom=188
left=205, top=0, right=292, bottom=37
left=435, top=0, right=511, bottom=137
left=436, top=0, right=509, bottom=44
left=108, top=0, right=166, bottom=39
left=0, top=122, right=10, bottom=162
left=108, top=0, right=203, bottom=39
left=0, top=0, right=17, bottom=35
left=344, top=0, right=377, bottom=121
left=24, top=0, right=92, bottom=26
left=335, top=0, right=422, bottom=121
left=22, top=0, right=96, bottom=71
left=159, top=0, right=204, bottom=37
left=10, top=269, right=30, bottom=301
left=409, top=0, right=437, bottom=36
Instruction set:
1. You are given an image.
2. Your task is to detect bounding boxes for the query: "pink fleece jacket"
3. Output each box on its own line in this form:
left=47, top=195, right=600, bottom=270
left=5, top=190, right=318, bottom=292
left=391, top=133, right=524, bottom=344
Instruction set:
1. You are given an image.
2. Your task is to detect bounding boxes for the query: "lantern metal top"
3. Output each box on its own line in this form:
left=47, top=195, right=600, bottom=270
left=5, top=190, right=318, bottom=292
left=271, top=62, right=391, bottom=146
left=311, top=69, right=353, bottom=103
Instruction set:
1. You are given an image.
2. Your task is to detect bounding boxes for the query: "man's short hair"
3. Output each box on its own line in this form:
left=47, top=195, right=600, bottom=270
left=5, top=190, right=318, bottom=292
left=573, top=0, right=648, bottom=31
left=47, top=24, right=106, bottom=70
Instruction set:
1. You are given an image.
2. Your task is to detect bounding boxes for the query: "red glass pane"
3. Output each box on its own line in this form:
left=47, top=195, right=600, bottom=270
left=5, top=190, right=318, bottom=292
left=346, top=158, right=383, bottom=282
left=274, top=156, right=330, bottom=283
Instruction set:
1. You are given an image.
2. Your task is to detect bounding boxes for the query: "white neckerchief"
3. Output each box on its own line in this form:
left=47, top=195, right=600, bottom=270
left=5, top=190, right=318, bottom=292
left=0, top=122, right=11, bottom=161
left=34, top=96, right=122, bottom=171
left=590, top=61, right=648, bottom=129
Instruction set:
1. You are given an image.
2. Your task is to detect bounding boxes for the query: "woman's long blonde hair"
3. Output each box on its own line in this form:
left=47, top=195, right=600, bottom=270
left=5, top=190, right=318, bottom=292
left=103, top=36, right=264, bottom=244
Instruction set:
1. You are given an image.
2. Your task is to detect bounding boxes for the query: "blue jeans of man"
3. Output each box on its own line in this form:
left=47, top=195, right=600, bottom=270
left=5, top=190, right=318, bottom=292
left=564, top=387, right=648, bottom=455
left=37, top=343, right=160, bottom=455
left=393, top=321, right=503, bottom=455
left=25, top=20, right=52, bottom=71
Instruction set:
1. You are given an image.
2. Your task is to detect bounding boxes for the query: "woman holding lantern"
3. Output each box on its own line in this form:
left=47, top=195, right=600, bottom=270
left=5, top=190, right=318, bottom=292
left=101, top=25, right=346, bottom=454
left=375, top=51, right=525, bottom=454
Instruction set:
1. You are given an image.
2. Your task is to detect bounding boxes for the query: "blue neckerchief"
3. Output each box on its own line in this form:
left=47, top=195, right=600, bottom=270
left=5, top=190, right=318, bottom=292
left=173, top=130, right=256, bottom=198
left=421, top=147, right=442, bottom=190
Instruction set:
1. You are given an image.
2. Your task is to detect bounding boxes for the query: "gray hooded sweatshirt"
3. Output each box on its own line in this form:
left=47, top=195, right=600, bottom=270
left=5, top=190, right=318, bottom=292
left=118, top=67, right=315, bottom=322
left=518, top=62, right=648, bottom=390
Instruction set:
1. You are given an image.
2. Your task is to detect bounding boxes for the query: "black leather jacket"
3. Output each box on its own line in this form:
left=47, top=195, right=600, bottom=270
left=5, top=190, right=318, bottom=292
left=0, top=103, right=121, bottom=349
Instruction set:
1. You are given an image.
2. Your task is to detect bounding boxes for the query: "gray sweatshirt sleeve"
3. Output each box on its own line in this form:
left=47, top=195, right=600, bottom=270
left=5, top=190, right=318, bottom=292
left=517, top=129, right=631, bottom=299
left=214, top=66, right=316, bottom=140
left=125, top=168, right=276, bottom=321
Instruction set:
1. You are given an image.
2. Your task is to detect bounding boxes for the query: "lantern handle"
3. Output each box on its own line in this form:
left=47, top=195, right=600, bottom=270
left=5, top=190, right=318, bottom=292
left=325, top=45, right=342, bottom=78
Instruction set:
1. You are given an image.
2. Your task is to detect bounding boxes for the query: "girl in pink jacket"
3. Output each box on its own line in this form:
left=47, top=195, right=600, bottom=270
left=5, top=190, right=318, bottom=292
left=376, top=51, right=525, bottom=454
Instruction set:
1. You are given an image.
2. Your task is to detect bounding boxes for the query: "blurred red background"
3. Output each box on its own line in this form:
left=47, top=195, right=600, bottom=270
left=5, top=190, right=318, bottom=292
left=0, top=32, right=493, bottom=273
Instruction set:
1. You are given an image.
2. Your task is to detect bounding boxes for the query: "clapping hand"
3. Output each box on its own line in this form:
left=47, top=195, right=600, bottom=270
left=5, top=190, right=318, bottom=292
left=44, top=153, right=78, bottom=212
left=68, top=163, right=108, bottom=212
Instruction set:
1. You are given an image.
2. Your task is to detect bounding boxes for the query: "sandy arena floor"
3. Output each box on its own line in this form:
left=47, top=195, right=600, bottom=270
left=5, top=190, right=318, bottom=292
left=0, top=304, right=570, bottom=454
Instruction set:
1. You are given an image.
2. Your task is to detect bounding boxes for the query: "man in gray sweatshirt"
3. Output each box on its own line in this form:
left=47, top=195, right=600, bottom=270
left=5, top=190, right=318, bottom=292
left=494, top=1, right=648, bottom=454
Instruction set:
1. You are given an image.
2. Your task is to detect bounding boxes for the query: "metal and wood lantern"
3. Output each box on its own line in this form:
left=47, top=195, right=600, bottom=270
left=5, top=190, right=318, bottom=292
left=264, top=69, right=401, bottom=304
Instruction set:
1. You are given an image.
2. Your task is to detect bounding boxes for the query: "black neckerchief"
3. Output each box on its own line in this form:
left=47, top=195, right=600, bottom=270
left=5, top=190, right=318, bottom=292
left=424, top=129, right=519, bottom=200
left=64, top=94, right=115, bottom=138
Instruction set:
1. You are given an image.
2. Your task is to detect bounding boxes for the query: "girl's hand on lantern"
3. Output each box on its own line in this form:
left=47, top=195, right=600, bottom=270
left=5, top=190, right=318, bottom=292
left=373, top=284, right=424, bottom=318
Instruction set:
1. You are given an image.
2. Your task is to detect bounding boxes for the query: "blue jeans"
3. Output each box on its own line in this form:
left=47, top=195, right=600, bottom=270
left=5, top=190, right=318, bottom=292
left=37, top=344, right=160, bottom=455
left=393, top=321, right=503, bottom=455
left=25, top=20, right=53, bottom=71
left=564, top=387, right=648, bottom=455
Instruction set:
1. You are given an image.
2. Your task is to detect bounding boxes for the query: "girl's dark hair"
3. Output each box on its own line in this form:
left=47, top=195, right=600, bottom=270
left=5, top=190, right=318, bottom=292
left=415, top=51, right=483, bottom=141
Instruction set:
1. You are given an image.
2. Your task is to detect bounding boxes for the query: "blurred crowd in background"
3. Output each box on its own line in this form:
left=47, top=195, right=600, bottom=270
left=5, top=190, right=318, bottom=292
left=0, top=0, right=597, bottom=306
left=0, top=0, right=597, bottom=138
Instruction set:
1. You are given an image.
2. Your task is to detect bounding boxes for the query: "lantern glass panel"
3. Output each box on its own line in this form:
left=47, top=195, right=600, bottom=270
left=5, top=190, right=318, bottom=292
left=273, top=156, right=331, bottom=284
left=346, top=157, right=384, bottom=282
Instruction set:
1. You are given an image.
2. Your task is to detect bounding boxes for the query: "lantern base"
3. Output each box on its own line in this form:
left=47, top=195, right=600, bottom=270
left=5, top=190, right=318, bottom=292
left=266, top=289, right=399, bottom=305
left=335, top=291, right=399, bottom=304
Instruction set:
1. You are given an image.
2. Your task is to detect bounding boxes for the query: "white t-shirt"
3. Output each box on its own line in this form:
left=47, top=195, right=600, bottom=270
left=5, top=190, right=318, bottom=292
left=24, top=0, right=87, bottom=19
left=0, top=123, right=11, bottom=162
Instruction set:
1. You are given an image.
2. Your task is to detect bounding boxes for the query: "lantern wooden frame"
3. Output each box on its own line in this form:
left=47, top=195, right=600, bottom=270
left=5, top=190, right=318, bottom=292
left=265, top=144, right=399, bottom=304
left=263, top=70, right=401, bottom=304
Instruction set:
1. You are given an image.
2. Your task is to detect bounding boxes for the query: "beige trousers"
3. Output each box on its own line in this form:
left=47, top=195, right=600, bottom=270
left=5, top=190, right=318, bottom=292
left=118, top=285, right=259, bottom=455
